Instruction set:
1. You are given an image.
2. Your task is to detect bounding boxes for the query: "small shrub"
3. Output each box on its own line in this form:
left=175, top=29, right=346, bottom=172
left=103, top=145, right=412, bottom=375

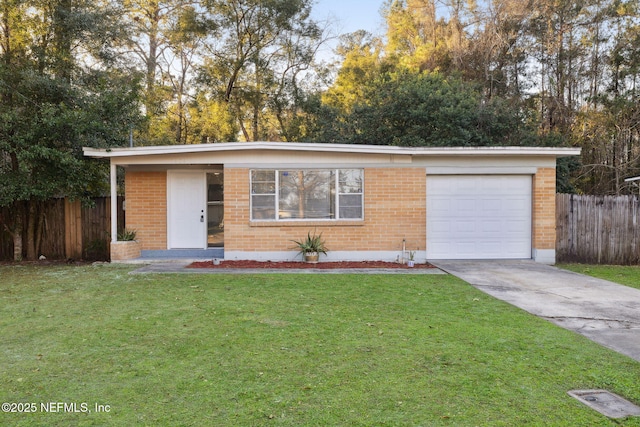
left=117, top=229, right=137, bottom=241
left=84, top=238, right=109, bottom=261
left=291, top=230, right=328, bottom=257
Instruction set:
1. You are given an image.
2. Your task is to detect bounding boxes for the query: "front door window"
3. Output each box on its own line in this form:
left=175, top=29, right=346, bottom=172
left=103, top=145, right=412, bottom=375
left=207, top=172, right=224, bottom=247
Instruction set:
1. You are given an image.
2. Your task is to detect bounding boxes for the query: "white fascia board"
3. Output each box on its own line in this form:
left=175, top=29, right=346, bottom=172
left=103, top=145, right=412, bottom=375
left=83, top=142, right=412, bottom=158
left=410, top=146, right=581, bottom=157
left=83, top=142, right=581, bottom=159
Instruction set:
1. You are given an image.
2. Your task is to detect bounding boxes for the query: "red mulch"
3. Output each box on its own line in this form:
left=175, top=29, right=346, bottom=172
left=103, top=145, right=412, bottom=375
left=186, top=260, right=435, bottom=269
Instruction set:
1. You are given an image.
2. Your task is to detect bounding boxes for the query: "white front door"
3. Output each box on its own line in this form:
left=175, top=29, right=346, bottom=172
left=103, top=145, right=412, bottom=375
left=426, top=175, right=532, bottom=259
left=168, top=171, right=207, bottom=249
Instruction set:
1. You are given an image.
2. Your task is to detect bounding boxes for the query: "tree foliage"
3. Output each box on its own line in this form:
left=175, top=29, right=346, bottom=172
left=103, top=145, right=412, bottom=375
left=199, top=0, right=324, bottom=142
left=312, top=71, right=537, bottom=147
left=113, top=0, right=327, bottom=144
left=0, top=0, right=141, bottom=260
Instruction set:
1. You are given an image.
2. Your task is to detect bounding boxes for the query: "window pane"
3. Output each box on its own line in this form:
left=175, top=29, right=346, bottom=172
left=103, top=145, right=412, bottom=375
left=252, top=170, right=275, bottom=182
left=279, top=170, right=334, bottom=219
left=251, top=170, right=276, bottom=220
left=251, top=170, right=275, bottom=194
left=339, top=194, right=363, bottom=219
left=252, top=182, right=275, bottom=194
left=252, top=195, right=276, bottom=219
left=339, top=170, right=363, bottom=193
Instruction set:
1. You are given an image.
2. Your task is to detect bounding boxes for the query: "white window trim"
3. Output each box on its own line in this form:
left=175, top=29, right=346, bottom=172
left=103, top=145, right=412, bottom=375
left=250, top=169, right=364, bottom=222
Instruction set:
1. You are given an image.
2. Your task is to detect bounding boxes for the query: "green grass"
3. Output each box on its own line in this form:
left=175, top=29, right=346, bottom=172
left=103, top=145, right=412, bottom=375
left=560, top=264, right=640, bottom=290
left=2, top=265, right=640, bottom=426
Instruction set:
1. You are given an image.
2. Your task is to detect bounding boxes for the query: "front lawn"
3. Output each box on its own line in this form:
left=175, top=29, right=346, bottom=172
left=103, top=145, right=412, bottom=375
left=2, top=265, right=640, bottom=426
left=560, top=264, right=640, bottom=290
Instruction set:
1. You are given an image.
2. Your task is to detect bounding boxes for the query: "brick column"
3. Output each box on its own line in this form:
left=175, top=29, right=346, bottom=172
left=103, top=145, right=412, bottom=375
left=532, top=168, right=556, bottom=264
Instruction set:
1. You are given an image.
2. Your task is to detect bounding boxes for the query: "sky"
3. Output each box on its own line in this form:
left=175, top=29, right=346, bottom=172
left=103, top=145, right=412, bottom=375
left=311, top=1, right=461, bottom=38
left=313, top=0, right=384, bottom=34
left=312, top=0, right=386, bottom=42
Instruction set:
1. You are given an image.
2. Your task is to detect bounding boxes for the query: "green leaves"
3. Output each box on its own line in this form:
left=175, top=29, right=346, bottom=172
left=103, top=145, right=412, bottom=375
left=291, top=231, right=328, bottom=257
left=0, top=0, right=142, bottom=214
left=313, top=70, right=535, bottom=147
left=201, top=0, right=323, bottom=141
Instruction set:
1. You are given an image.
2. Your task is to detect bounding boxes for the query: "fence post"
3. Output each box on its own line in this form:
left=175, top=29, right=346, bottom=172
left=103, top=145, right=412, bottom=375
left=64, top=198, right=83, bottom=259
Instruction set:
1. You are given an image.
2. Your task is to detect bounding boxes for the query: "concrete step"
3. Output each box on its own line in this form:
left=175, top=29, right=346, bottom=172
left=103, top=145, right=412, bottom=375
left=140, top=249, right=224, bottom=259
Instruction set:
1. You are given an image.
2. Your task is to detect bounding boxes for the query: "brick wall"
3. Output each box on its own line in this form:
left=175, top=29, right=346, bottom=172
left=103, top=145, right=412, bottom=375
left=125, top=171, right=167, bottom=250
left=110, top=241, right=141, bottom=261
left=532, top=167, right=556, bottom=250
left=224, top=167, right=427, bottom=254
left=122, top=166, right=557, bottom=259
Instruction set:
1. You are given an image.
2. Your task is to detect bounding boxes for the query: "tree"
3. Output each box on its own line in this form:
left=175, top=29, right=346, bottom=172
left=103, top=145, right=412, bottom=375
left=161, top=4, right=210, bottom=144
left=185, top=93, right=238, bottom=143
left=312, top=70, right=538, bottom=147
left=117, top=0, right=209, bottom=145
left=322, top=31, right=386, bottom=113
left=383, top=0, right=450, bottom=71
left=462, top=0, right=533, bottom=98
left=200, top=0, right=324, bottom=141
left=0, top=0, right=141, bottom=261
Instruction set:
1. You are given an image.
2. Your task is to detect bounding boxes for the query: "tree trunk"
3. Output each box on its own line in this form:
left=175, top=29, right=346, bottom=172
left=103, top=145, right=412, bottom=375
left=175, top=98, right=183, bottom=143
left=13, top=229, right=23, bottom=262
left=12, top=202, right=24, bottom=261
left=145, top=4, right=160, bottom=116
left=236, top=102, right=250, bottom=141
left=252, top=103, right=259, bottom=141
left=1, top=0, right=12, bottom=68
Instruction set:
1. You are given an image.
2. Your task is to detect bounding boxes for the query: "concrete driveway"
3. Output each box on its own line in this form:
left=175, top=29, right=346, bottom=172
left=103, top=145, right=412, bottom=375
left=432, top=260, right=640, bottom=363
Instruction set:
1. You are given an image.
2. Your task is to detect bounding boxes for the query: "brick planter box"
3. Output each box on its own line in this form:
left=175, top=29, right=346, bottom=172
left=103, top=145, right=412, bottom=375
left=110, top=241, right=141, bottom=261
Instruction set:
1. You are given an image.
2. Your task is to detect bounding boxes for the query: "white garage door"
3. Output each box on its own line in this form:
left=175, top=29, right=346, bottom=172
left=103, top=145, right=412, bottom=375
left=427, top=175, right=532, bottom=259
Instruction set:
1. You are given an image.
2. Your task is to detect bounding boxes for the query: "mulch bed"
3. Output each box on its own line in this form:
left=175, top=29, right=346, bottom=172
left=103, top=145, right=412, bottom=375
left=186, top=260, right=435, bottom=269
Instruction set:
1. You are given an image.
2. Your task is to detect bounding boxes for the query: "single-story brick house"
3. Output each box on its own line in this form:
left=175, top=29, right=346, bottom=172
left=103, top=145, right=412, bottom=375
left=83, top=142, right=580, bottom=264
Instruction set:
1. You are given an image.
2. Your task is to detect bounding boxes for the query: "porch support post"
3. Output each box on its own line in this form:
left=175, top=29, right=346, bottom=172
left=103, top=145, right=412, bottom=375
left=110, top=162, right=118, bottom=243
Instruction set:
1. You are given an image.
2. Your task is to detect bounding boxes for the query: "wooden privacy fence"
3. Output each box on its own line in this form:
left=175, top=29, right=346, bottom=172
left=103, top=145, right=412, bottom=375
left=556, top=194, right=640, bottom=264
left=0, top=197, right=124, bottom=261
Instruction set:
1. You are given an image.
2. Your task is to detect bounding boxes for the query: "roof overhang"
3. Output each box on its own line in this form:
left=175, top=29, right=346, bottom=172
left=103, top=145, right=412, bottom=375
left=84, top=141, right=581, bottom=162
